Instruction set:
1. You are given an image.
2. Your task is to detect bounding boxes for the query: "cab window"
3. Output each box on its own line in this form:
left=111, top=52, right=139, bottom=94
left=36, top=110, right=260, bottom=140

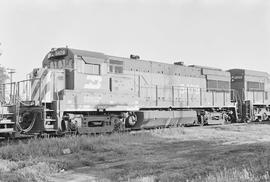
left=65, top=59, right=74, bottom=69
left=84, top=63, right=100, bottom=75
left=115, top=66, right=123, bottom=73
left=48, top=59, right=73, bottom=69
left=49, top=61, right=55, bottom=68
left=57, top=60, right=63, bottom=68
left=109, top=59, right=123, bottom=74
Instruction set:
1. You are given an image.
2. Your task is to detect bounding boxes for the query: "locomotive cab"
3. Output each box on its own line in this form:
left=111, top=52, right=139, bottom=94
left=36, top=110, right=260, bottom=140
left=14, top=48, right=75, bottom=133
left=43, top=48, right=74, bottom=90
left=41, top=48, right=139, bottom=133
left=43, top=48, right=110, bottom=91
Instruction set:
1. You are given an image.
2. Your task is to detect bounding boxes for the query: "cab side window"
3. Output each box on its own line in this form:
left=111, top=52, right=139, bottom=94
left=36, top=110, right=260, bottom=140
left=109, top=59, right=123, bottom=74
left=84, top=63, right=100, bottom=75
left=115, top=66, right=123, bottom=73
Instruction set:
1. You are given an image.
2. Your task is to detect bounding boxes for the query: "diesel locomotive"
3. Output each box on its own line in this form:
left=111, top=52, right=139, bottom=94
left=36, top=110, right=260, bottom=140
left=0, top=47, right=269, bottom=137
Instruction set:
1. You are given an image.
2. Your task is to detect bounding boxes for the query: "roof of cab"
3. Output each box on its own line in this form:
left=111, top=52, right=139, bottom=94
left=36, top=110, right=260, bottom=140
left=69, top=48, right=108, bottom=60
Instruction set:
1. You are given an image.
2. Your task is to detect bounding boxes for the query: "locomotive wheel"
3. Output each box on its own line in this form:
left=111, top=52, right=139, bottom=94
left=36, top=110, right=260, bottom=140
left=200, top=121, right=204, bottom=126
left=200, top=114, right=209, bottom=126
left=125, top=114, right=137, bottom=127
left=111, top=117, right=121, bottom=132
left=263, top=113, right=268, bottom=121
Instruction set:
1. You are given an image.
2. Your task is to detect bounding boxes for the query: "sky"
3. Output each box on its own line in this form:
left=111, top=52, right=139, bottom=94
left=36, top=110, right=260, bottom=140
left=0, top=0, right=270, bottom=81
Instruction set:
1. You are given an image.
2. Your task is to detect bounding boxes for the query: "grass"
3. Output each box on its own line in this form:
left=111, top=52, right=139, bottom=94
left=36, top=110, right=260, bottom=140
left=2, top=124, right=270, bottom=181
left=0, top=158, right=59, bottom=182
left=0, top=133, right=149, bottom=160
left=0, top=133, right=158, bottom=181
left=190, top=166, right=270, bottom=182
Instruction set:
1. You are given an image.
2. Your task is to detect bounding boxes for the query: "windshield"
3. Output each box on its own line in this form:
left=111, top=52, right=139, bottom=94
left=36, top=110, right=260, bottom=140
left=48, top=59, right=73, bottom=69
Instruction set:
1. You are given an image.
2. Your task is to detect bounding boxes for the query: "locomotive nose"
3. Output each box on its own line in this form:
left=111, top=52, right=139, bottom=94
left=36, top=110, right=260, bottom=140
left=30, top=68, right=65, bottom=104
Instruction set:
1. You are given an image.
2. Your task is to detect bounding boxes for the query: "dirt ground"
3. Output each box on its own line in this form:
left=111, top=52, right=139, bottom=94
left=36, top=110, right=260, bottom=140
left=50, top=122, right=270, bottom=182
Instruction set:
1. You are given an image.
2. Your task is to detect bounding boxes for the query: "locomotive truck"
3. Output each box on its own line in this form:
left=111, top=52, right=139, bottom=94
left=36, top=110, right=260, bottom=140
left=0, top=47, right=268, bottom=137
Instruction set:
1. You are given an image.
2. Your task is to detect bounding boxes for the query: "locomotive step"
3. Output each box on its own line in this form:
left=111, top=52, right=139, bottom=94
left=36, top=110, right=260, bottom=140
left=1, top=113, right=14, bottom=115
left=0, top=128, right=15, bottom=133
left=44, top=125, right=56, bottom=129
left=0, top=119, right=15, bottom=124
left=0, top=122, right=15, bottom=125
left=45, top=118, right=56, bottom=122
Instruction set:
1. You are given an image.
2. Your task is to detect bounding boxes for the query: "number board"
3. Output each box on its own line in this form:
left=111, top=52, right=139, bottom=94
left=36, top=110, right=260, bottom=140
left=48, top=48, right=67, bottom=59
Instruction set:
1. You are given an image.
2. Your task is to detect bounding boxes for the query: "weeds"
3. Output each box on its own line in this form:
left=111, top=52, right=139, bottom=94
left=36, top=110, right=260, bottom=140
left=0, top=159, right=60, bottom=182
left=0, top=133, right=155, bottom=181
left=2, top=126, right=270, bottom=181
left=0, top=133, right=138, bottom=161
left=190, top=167, right=270, bottom=182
